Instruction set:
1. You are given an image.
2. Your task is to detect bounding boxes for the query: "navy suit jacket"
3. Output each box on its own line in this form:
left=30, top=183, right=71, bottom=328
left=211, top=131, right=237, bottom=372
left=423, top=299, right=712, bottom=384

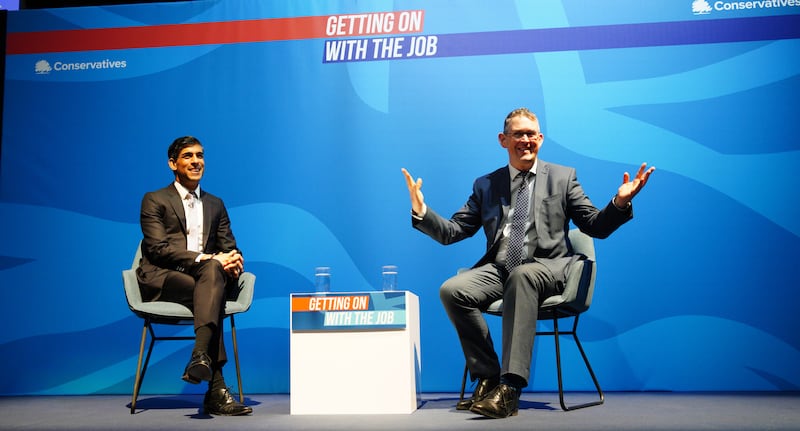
left=413, top=160, right=632, bottom=282
left=136, top=183, right=239, bottom=301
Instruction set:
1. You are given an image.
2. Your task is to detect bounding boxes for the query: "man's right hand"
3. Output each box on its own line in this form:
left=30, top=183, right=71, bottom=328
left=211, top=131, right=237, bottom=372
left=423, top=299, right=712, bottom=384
left=401, top=168, right=425, bottom=216
left=210, top=250, right=244, bottom=277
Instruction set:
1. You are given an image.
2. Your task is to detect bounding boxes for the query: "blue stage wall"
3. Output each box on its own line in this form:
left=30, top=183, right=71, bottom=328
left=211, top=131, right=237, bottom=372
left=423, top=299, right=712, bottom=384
left=1, top=0, right=799, bottom=395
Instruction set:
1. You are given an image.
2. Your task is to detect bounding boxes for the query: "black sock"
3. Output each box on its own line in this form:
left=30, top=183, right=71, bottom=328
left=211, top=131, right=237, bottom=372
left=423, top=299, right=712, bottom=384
left=194, top=325, right=212, bottom=355
left=500, top=373, right=526, bottom=391
left=209, top=366, right=226, bottom=392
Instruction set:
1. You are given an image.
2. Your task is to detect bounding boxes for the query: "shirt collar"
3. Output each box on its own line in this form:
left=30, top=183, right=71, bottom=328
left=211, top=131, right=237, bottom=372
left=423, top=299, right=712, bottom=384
left=173, top=181, right=201, bottom=199
left=508, top=159, right=538, bottom=181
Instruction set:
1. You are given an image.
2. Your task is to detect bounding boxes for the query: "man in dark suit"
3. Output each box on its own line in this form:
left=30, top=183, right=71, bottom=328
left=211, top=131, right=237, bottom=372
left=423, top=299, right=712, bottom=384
left=402, top=108, right=654, bottom=419
left=137, top=136, right=252, bottom=416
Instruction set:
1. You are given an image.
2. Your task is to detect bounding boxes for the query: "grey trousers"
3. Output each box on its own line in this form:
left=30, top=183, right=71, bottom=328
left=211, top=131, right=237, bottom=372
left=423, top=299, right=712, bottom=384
left=439, top=261, right=560, bottom=386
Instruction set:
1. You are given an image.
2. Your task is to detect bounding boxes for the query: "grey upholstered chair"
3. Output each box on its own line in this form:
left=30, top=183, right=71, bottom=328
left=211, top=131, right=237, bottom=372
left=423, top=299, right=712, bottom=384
left=122, top=241, right=255, bottom=414
left=458, top=228, right=603, bottom=411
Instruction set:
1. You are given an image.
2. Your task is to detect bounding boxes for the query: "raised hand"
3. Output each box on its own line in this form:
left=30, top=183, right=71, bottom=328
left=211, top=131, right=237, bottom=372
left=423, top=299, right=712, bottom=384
left=401, top=167, right=425, bottom=215
left=615, top=163, right=655, bottom=207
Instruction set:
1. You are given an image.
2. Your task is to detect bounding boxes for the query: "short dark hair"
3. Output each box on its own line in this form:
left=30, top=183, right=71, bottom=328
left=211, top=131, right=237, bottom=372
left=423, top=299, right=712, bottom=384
left=167, top=136, right=201, bottom=162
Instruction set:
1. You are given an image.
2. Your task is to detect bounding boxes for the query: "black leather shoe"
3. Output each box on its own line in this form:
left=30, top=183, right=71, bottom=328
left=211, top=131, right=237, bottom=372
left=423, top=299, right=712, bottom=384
left=204, top=387, right=253, bottom=416
left=456, top=377, right=499, bottom=410
left=469, top=383, right=520, bottom=419
left=181, top=352, right=212, bottom=384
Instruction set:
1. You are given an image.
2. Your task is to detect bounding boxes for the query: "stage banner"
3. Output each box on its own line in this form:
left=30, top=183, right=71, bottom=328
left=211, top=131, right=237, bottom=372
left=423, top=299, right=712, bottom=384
left=1, top=0, right=799, bottom=395
left=291, top=292, right=408, bottom=331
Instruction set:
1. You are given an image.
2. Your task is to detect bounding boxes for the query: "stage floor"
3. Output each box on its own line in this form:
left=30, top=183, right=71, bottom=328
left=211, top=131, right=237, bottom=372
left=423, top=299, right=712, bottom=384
left=1, top=392, right=798, bottom=430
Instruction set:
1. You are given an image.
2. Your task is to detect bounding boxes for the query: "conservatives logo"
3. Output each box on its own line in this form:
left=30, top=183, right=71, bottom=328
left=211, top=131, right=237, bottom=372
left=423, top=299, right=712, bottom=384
left=33, top=58, right=127, bottom=75
left=694, top=0, right=800, bottom=15
left=34, top=60, right=52, bottom=74
left=692, top=0, right=713, bottom=14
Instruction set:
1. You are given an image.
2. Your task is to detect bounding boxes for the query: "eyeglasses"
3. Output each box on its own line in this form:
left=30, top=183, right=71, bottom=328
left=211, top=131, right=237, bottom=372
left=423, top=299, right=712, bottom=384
left=507, top=131, right=540, bottom=140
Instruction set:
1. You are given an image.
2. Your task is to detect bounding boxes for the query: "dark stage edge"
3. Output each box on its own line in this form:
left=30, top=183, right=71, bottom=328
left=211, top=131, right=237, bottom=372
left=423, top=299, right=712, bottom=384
left=1, top=392, right=798, bottom=430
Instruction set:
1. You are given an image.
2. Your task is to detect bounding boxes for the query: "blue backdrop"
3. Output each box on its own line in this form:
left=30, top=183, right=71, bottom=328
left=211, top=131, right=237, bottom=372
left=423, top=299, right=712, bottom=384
left=2, top=0, right=799, bottom=395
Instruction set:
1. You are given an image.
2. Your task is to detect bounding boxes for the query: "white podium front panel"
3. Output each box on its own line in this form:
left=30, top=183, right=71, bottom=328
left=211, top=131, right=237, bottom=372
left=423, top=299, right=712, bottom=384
left=290, top=291, right=421, bottom=415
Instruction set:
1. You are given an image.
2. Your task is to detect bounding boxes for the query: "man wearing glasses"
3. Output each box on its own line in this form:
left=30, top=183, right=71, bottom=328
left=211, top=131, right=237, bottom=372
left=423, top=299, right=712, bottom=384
left=401, top=107, right=654, bottom=418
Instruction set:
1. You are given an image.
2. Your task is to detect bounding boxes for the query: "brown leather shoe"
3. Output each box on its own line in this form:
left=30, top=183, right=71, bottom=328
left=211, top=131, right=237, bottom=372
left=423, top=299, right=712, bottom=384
left=456, top=377, right=499, bottom=410
left=203, top=387, right=253, bottom=416
left=469, top=383, right=520, bottom=418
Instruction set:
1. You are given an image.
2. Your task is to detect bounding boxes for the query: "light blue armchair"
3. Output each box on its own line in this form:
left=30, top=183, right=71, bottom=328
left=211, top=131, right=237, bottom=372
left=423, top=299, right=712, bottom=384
left=122, top=241, right=255, bottom=414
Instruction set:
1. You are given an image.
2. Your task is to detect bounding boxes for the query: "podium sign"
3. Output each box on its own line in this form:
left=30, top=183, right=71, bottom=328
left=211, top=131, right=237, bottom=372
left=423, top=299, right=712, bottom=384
left=290, top=291, right=421, bottom=415
left=291, top=291, right=409, bottom=331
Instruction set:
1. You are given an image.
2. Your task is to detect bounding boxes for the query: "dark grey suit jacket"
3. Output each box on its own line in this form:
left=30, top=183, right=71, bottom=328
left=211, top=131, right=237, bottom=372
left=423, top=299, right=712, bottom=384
left=136, top=183, right=238, bottom=301
left=413, top=160, right=632, bottom=282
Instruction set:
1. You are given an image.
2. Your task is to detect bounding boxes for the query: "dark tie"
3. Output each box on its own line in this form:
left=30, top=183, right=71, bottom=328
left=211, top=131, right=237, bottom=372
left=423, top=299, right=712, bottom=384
left=506, top=172, right=530, bottom=270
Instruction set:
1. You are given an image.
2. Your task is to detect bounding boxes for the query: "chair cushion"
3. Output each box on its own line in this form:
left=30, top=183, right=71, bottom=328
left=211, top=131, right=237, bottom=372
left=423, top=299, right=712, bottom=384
left=486, top=295, right=568, bottom=314
left=125, top=261, right=255, bottom=317
left=486, top=300, right=503, bottom=315
left=133, top=301, right=193, bottom=319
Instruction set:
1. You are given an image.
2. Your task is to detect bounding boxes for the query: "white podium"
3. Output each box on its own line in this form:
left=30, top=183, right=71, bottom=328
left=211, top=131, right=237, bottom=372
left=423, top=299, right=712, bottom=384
left=290, top=291, right=421, bottom=415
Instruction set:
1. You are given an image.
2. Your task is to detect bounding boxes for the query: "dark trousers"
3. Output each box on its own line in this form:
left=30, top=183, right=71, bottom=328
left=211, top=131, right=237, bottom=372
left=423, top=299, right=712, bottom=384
left=160, top=259, right=232, bottom=366
left=439, top=262, right=559, bottom=386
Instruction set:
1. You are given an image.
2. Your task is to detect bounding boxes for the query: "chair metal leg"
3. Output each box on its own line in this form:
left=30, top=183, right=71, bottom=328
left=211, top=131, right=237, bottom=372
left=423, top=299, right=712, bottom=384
left=229, top=314, right=245, bottom=403
left=130, top=319, right=194, bottom=414
left=456, top=313, right=603, bottom=412
left=459, top=365, right=469, bottom=401
left=550, top=315, right=604, bottom=411
left=130, top=320, right=150, bottom=414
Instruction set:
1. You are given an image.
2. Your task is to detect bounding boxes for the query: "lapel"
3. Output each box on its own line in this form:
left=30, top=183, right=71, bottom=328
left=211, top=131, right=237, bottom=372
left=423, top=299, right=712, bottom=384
left=492, top=167, right=512, bottom=245
left=532, top=161, right=550, bottom=226
left=164, top=184, right=188, bottom=233
left=200, top=189, right=213, bottom=250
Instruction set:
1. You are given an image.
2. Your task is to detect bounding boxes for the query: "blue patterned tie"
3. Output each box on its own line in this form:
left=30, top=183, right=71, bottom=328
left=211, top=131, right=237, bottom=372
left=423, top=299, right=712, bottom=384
left=506, top=172, right=530, bottom=270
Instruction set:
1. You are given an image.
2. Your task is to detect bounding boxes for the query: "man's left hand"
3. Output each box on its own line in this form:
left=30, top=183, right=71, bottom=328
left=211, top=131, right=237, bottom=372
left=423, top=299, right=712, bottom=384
left=615, top=162, right=655, bottom=207
left=212, top=250, right=244, bottom=277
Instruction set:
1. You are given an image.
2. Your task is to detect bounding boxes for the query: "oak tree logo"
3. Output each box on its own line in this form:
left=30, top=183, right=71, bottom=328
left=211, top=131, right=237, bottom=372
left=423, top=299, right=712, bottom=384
left=35, top=60, right=52, bottom=74
left=692, top=0, right=713, bottom=15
